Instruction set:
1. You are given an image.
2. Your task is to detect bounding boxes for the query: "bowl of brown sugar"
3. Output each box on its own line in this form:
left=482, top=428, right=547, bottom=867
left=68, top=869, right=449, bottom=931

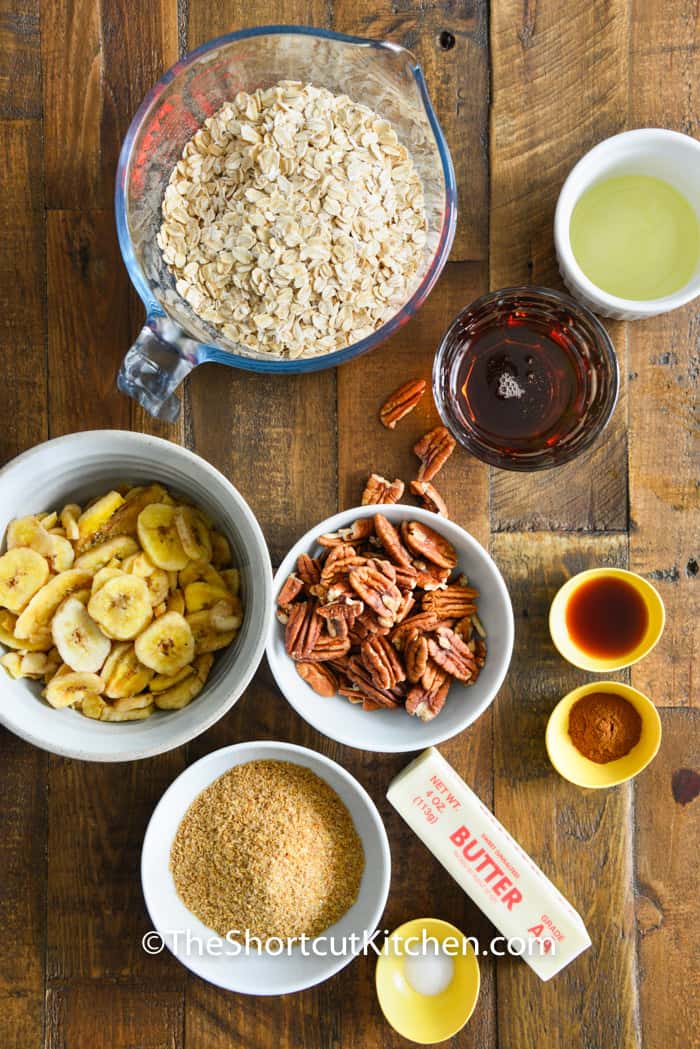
left=545, top=681, right=662, bottom=788
left=141, top=740, right=391, bottom=993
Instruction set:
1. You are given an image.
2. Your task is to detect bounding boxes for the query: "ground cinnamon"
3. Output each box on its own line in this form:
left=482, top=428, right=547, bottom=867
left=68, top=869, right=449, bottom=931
left=568, top=692, right=642, bottom=764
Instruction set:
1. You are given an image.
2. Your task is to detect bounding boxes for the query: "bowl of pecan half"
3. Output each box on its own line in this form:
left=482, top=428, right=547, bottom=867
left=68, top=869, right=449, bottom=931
left=267, top=506, right=514, bottom=752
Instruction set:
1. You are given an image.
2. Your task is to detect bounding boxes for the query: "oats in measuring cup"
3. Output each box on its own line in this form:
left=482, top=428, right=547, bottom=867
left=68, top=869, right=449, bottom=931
left=158, top=81, right=428, bottom=359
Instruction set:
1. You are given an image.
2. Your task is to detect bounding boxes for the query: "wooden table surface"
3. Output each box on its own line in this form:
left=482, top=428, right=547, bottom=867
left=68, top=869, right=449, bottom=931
left=1, top=1, right=698, bottom=1047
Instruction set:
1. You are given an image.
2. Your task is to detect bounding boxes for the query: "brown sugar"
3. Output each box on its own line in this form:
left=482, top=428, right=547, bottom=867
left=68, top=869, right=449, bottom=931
left=568, top=692, right=642, bottom=764
left=170, top=760, right=365, bottom=941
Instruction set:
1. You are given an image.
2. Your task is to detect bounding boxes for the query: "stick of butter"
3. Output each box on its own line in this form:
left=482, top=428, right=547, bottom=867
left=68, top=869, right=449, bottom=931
left=386, top=747, right=591, bottom=981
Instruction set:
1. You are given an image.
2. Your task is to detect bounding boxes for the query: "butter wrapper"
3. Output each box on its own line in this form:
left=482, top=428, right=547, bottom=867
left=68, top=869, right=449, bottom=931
left=387, top=747, right=591, bottom=981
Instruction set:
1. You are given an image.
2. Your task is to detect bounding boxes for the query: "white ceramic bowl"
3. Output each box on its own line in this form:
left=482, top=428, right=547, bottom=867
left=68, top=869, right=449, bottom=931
left=555, top=128, right=700, bottom=320
left=267, top=505, right=514, bottom=752
left=141, top=740, right=391, bottom=994
left=0, top=431, right=272, bottom=761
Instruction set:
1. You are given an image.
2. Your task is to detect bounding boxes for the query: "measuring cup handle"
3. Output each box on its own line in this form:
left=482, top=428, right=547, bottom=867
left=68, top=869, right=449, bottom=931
left=117, top=316, right=200, bottom=422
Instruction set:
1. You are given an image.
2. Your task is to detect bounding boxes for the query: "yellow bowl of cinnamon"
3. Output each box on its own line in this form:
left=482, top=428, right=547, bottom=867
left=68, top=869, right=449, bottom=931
left=545, top=681, right=662, bottom=788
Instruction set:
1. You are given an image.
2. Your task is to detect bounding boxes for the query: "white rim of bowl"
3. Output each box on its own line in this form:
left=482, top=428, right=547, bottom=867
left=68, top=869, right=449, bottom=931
left=141, top=740, right=392, bottom=994
left=0, top=430, right=273, bottom=761
left=266, top=504, right=514, bottom=752
left=554, top=128, right=700, bottom=316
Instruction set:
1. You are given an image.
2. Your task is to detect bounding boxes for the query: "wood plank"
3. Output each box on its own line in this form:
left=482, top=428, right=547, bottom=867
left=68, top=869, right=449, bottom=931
left=332, top=0, right=489, bottom=262
left=491, top=532, right=640, bottom=1049
left=0, top=120, right=47, bottom=459
left=0, top=117, right=47, bottom=1049
left=0, top=733, right=47, bottom=994
left=41, top=0, right=102, bottom=208
left=636, top=707, right=700, bottom=1049
left=0, top=0, right=41, bottom=118
left=47, top=210, right=131, bottom=432
left=43, top=0, right=179, bottom=209
left=47, top=754, right=187, bottom=982
left=0, top=994, right=43, bottom=1049
left=627, top=0, right=699, bottom=708
left=45, top=986, right=184, bottom=1049
left=489, top=0, right=630, bottom=532
left=337, top=261, right=490, bottom=548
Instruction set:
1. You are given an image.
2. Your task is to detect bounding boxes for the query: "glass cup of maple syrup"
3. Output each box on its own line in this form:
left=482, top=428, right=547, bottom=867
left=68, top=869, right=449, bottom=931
left=549, top=568, right=666, bottom=672
left=433, top=286, right=619, bottom=470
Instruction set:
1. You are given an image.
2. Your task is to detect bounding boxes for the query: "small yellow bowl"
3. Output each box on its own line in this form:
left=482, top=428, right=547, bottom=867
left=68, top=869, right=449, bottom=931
left=549, top=567, right=665, bottom=672
left=375, top=918, right=480, bottom=1044
left=546, top=681, right=662, bottom=788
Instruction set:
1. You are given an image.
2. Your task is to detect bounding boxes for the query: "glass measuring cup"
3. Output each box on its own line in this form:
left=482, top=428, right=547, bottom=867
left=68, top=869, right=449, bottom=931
left=115, top=26, right=457, bottom=421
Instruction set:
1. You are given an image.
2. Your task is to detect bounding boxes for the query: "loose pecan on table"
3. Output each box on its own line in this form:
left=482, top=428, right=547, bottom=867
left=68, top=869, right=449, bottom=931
left=413, top=425, right=456, bottom=482
left=362, top=474, right=405, bottom=506
left=410, top=479, right=449, bottom=518
left=379, top=378, right=427, bottom=429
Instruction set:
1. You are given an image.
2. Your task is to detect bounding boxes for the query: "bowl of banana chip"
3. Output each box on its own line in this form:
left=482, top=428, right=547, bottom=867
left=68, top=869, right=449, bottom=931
left=0, top=431, right=272, bottom=761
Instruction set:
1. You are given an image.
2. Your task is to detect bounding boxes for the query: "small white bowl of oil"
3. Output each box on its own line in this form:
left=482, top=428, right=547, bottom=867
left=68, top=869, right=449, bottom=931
left=554, top=128, right=700, bottom=320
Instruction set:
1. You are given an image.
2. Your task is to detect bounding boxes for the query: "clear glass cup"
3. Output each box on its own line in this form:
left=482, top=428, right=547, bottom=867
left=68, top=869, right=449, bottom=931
left=432, top=286, right=619, bottom=471
left=115, top=26, right=457, bottom=421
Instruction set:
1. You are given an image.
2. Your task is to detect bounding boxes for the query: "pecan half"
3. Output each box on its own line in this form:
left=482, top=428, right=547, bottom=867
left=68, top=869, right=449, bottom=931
left=395, top=591, right=416, bottom=624
left=295, top=661, right=338, bottom=698
left=404, top=630, right=429, bottom=683
left=352, top=607, right=392, bottom=638
left=317, top=598, right=363, bottom=639
left=406, top=667, right=451, bottom=721
left=360, top=635, right=406, bottom=690
left=414, top=561, right=452, bottom=590
left=402, top=521, right=457, bottom=570
left=277, top=573, right=304, bottom=611
left=305, top=635, right=352, bottom=662
left=285, top=601, right=321, bottom=659
left=338, top=685, right=364, bottom=705
left=317, top=518, right=374, bottom=547
left=297, top=554, right=321, bottom=587
left=390, top=611, right=439, bottom=651
left=319, top=545, right=366, bottom=588
left=423, top=583, right=479, bottom=618
left=349, top=563, right=402, bottom=629
left=374, top=513, right=413, bottom=568
left=427, top=626, right=477, bottom=682
left=362, top=474, right=405, bottom=506
left=413, top=426, right=456, bottom=482
left=410, top=479, right=449, bottom=518
left=345, top=655, right=403, bottom=708
left=379, top=378, right=427, bottom=429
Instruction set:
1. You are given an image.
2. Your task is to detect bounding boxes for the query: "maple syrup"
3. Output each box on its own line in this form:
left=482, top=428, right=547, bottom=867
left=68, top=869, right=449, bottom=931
left=456, top=321, right=586, bottom=448
left=433, top=287, right=619, bottom=471
left=565, top=575, right=649, bottom=660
